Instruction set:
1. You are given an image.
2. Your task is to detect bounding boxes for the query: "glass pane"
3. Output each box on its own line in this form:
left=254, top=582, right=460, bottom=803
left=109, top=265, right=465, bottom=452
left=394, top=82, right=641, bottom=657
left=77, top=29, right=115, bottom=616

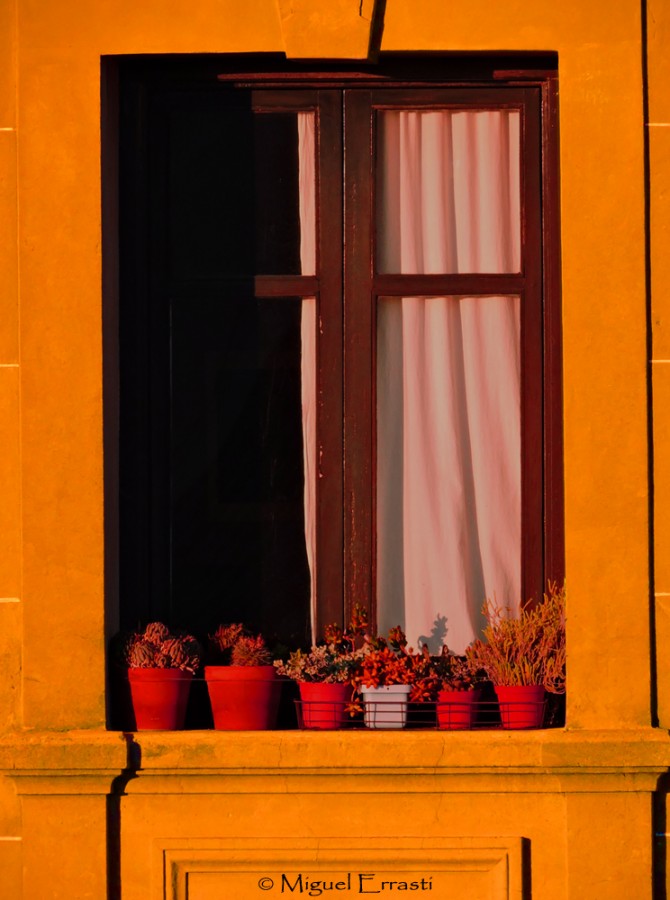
left=169, top=293, right=315, bottom=648
left=376, top=295, right=521, bottom=654
left=376, top=110, right=521, bottom=274
left=167, top=108, right=315, bottom=278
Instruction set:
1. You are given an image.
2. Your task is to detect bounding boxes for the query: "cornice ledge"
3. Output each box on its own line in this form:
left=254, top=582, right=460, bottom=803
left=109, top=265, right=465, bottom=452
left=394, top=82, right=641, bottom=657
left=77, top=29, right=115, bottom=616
left=1, top=727, right=668, bottom=791
left=0, top=728, right=129, bottom=775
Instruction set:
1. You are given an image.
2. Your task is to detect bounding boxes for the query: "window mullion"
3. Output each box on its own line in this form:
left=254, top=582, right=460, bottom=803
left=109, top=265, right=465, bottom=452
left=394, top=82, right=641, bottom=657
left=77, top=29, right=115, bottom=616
left=314, top=89, right=345, bottom=635
left=520, top=90, right=545, bottom=605
left=342, top=89, right=376, bottom=629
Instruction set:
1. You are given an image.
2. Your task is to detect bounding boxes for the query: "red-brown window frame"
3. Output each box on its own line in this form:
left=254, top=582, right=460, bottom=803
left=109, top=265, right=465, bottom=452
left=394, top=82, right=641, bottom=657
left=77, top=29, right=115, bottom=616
left=238, top=69, right=564, bottom=636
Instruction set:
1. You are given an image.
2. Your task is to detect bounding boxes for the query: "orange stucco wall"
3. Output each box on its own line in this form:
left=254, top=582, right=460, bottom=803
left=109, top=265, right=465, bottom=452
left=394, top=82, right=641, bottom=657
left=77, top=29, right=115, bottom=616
left=0, top=0, right=669, bottom=897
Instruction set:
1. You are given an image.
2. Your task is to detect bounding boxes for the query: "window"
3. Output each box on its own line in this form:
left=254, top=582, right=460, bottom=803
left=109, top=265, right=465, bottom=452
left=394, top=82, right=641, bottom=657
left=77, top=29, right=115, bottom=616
left=116, top=57, right=562, bottom=656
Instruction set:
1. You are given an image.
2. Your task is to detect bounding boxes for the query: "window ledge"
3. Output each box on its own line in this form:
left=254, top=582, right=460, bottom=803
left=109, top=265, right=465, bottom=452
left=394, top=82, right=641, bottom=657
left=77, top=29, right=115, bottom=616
left=1, top=727, right=669, bottom=795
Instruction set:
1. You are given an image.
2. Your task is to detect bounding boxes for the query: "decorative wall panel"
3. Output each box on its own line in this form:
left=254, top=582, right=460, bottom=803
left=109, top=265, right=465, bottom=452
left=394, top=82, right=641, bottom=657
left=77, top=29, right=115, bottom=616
left=159, top=837, right=523, bottom=900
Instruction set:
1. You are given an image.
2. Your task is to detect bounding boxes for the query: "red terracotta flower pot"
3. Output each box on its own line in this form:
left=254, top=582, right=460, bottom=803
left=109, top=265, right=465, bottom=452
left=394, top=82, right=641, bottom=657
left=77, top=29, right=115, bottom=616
left=128, top=668, right=193, bottom=730
left=436, top=688, right=481, bottom=730
left=495, top=684, right=546, bottom=729
left=205, top=665, right=282, bottom=730
left=298, top=682, right=350, bottom=729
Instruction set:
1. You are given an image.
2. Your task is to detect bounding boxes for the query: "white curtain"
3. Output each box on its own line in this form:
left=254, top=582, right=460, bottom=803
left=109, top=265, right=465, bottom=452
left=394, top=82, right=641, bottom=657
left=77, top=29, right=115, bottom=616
left=377, top=109, right=520, bottom=274
left=297, top=113, right=317, bottom=640
left=376, top=110, right=522, bottom=653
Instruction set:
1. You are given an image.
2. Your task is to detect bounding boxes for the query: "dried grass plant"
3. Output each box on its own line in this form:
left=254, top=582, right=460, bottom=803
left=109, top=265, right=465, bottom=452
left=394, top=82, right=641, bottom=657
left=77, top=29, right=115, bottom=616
left=465, top=582, right=566, bottom=694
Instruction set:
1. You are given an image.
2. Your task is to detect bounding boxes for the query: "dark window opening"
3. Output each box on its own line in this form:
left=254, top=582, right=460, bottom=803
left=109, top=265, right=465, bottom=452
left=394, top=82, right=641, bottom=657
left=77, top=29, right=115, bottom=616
left=108, top=55, right=563, bottom=677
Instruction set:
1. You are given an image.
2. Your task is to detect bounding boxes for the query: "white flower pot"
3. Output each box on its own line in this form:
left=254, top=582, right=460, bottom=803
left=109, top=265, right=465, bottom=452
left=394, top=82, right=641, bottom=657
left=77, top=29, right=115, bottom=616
left=360, top=684, right=411, bottom=729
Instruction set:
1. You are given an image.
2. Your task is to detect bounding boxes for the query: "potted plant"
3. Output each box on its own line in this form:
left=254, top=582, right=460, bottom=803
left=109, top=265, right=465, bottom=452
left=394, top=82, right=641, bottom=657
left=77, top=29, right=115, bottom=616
left=274, top=621, right=366, bottom=729
left=466, top=582, right=566, bottom=729
left=352, top=625, right=414, bottom=729
left=410, top=646, right=482, bottom=730
left=204, top=624, right=282, bottom=730
left=114, top=622, right=202, bottom=730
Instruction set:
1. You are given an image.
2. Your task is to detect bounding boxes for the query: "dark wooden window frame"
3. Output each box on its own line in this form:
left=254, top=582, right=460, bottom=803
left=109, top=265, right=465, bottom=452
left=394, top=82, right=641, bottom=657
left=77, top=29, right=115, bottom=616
left=233, top=72, right=563, bottom=635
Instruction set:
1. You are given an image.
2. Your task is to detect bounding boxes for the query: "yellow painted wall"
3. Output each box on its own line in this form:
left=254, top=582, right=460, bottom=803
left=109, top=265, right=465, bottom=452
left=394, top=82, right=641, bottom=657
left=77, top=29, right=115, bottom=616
left=0, top=0, right=668, bottom=897
left=8, top=0, right=655, bottom=736
left=650, top=0, right=670, bottom=724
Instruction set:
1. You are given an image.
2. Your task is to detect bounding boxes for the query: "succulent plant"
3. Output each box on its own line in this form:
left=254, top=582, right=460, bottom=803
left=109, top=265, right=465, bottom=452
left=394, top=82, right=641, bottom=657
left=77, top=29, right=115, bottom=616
left=143, top=621, right=170, bottom=645
left=162, top=636, right=202, bottom=671
left=208, top=624, right=272, bottom=666
left=274, top=642, right=366, bottom=684
left=127, top=640, right=157, bottom=668
left=114, top=622, right=202, bottom=674
left=209, top=623, right=244, bottom=654
left=355, top=645, right=414, bottom=688
left=408, top=645, right=479, bottom=702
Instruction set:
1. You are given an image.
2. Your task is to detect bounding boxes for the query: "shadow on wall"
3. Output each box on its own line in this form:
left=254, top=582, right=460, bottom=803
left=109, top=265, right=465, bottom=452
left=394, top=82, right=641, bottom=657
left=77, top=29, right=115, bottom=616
left=653, top=772, right=670, bottom=900
left=417, top=614, right=449, bottom=654
left=107, top=733, right=141, bottom=900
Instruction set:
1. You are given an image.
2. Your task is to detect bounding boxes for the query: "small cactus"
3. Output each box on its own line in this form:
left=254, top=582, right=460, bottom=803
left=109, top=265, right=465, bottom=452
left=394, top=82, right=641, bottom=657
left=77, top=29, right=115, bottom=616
left=207, top=624, right=272, bottom=666
left=231, top=634, right=272, bottom=667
